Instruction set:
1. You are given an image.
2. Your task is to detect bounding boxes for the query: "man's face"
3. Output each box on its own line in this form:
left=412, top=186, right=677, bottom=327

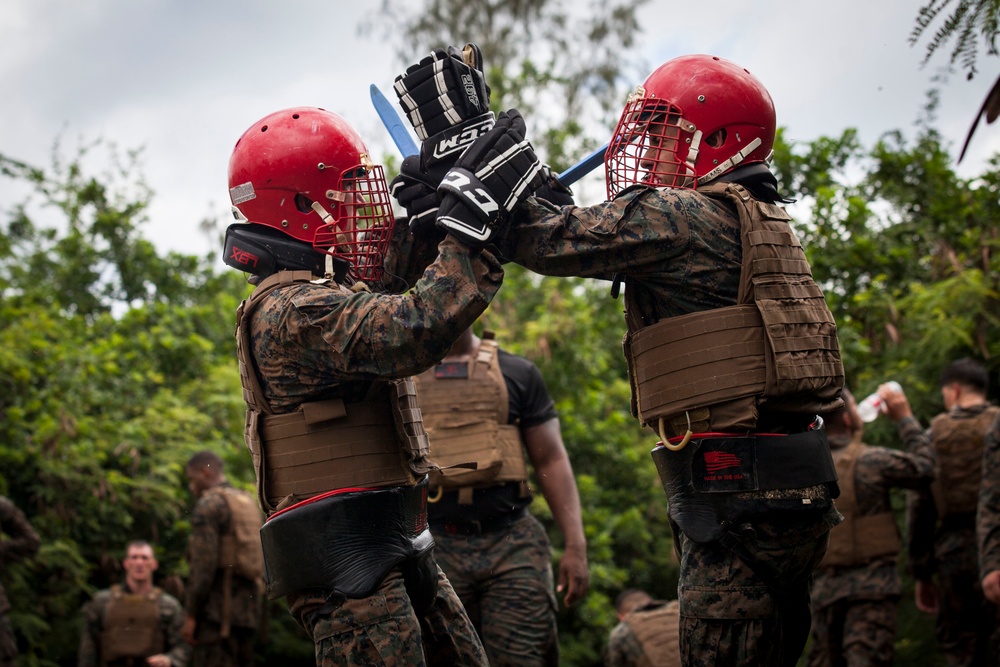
left=123, top=545, right=158, bottom=585
left=639, top=114, right=686, bottom=187
left=186, top=466, right=211, bottom=499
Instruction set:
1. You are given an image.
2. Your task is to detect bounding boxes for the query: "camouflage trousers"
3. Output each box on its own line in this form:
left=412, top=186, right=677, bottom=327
left=676, top=510, right=837, bottom=667
left=806, top=597, right=897, bottom=667
left=191, top=621, right=256, bottom=667
left=286, top=563, right=487, bottom=666
left=432, top=512, right=559, bottom=667
left=931, top=542, right=1000, bottom=667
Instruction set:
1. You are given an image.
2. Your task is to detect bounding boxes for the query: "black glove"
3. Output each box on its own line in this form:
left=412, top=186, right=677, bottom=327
left=436, top=109, right=543, bottom=246
left=393, top=44, right=491, bottom=141
left=533, top=165, right=575, bottom=206
left=389, top=155, right=441, bottom=235
left=392, top=44, right=496, bottom=236
left=395, top=44, right=495, bottom=185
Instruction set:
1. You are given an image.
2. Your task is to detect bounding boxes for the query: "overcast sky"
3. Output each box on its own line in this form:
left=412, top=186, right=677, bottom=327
left=2, top=0, right=998, bottom=263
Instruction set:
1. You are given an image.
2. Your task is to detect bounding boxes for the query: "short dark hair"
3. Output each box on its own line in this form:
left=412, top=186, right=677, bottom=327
left=185, top=450, right=225, bottom=472
left=940, top=358, right=989, bottom=394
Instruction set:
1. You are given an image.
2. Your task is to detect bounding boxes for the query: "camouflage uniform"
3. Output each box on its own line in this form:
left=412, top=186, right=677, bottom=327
left=604, top=599, right=681, bottom=667
left=807, top=416, right=935, bottom=667
left=497, top=187, right=842, bottom=667
left=979, top=411, right=1000, bottom=581
left=0, top=496, right=40, bottom=667
left=977, top=412, right=1000, bottom=656
left=907, top=404, right=1000, bottom=667
left=421, top=346, right=562, bottom=667
left=433, top=514, right=557, bottom=665
left=78, top=584, right=188, bottom=667
left=244, top=228, right=497, bottom=666
left=185, top=483, right=262, bottom=667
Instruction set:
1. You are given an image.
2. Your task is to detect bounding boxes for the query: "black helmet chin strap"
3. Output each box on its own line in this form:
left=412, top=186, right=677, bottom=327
left=222, top=223, right=350, bottom=282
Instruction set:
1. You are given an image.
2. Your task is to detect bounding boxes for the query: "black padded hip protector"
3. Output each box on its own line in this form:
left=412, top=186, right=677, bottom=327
left=260, top=481, right=434, bottom=600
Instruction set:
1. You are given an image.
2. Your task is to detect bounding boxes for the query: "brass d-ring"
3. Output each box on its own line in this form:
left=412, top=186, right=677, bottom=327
left=427, top=485, right=444, bottom=503
left=660, top=412, right=693, bottom=452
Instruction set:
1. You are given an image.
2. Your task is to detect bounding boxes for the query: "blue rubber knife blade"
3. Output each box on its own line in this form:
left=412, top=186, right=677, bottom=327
left=370, top=84, right=419, bottom=158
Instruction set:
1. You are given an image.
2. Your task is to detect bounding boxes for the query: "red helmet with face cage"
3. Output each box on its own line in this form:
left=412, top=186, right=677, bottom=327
left=605, top=54, right=776, bottom=198
left=228, top=107, right=395, bottom=283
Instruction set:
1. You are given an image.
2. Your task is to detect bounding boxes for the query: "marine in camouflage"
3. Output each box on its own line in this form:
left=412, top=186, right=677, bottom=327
left=978, top=412, right=1000, bottom=588
left=977, top=411, right=1000, bottom=660
left=243, top=226, right=498, bottom=665
left=185, top=483, right=262, bottom=667
left=808, top=400, right=936, bottom=667
left=496, top=185, right=840, bottom=667
left=78, top=586, right=188, bottom=667
left=907, top=405, right=1000, bottom=667
left=417, top=329, right=587, bottom=667
left=604, top=596, right=680, bottom=667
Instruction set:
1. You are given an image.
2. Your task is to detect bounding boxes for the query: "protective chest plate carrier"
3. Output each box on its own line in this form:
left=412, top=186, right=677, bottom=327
left=100, top=585, right=164, bottom=663
left=623, top=182, right=844, bottom=434
left=207, top=486, right=265, bottom=580
left=930, top=405, right=1000, bottom=518
left=415, top=337, right=528, bottom=503
left=235, top=270, right=431, bottom=513
left=821, top=440, right=900, bottom=568
left=626, top=601, right=680, bottom=667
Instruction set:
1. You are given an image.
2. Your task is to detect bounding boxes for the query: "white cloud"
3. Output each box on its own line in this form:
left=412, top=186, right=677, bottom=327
left=2, top=0, right=999, bottom=264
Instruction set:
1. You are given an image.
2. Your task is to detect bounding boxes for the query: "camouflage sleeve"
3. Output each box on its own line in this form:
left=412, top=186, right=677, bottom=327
left=77, top=593, right=107, bottom=667
left=978, top=412, right=1000, bottom=577
left=258, top=235, right=503, bottom=383
left=879, top=415, right=936, bottom=487
left=0, top=495, right=41, bottom=565
left=604, top=622, right=642, bottom=667
left=184, top=494, right=226, bottom=619
left=905, top=423, right=939, bottom=580
left=496, top=189, right=691, bottom=281
left=381, top=217, right=442, bottom=291
left=159, top=592, right=190, bottom=667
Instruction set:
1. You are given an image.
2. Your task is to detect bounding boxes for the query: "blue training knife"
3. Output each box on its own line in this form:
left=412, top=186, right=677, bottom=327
left=370, top=82, right=607, bottom=186
left=370, top=84, right=419, bottom=158
left=558, top=143, right=608, bottom=185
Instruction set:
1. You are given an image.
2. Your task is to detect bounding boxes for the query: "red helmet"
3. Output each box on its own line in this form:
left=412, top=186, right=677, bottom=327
left=606, top=54, right=776, bottom=197
left=228, top=107, right=395, bottom=283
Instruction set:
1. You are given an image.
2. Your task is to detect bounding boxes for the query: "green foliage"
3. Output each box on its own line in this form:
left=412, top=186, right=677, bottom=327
left=0, top=143, right=293, bottom=665
left=911, top=0, right=1000, bottom=80
left=365, top=0, right=650, bottom=172
left=774, top=118, right=1000, bottom=428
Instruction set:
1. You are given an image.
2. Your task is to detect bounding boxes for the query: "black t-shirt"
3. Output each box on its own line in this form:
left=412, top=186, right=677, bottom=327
left=427, top=348, right=557, bottom=524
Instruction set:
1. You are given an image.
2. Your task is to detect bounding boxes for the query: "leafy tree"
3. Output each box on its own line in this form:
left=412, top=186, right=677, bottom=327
left=911, top=0, right=1000, bottom=80
left=0, top=143, right=314, bottom=666
left=773, top=109, right=1000, bottom=422
left=365, top=0, right=650, bottom=172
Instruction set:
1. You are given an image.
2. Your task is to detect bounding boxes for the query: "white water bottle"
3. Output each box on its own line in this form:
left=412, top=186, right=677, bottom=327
left=857, top=381, right=902, bottom=422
